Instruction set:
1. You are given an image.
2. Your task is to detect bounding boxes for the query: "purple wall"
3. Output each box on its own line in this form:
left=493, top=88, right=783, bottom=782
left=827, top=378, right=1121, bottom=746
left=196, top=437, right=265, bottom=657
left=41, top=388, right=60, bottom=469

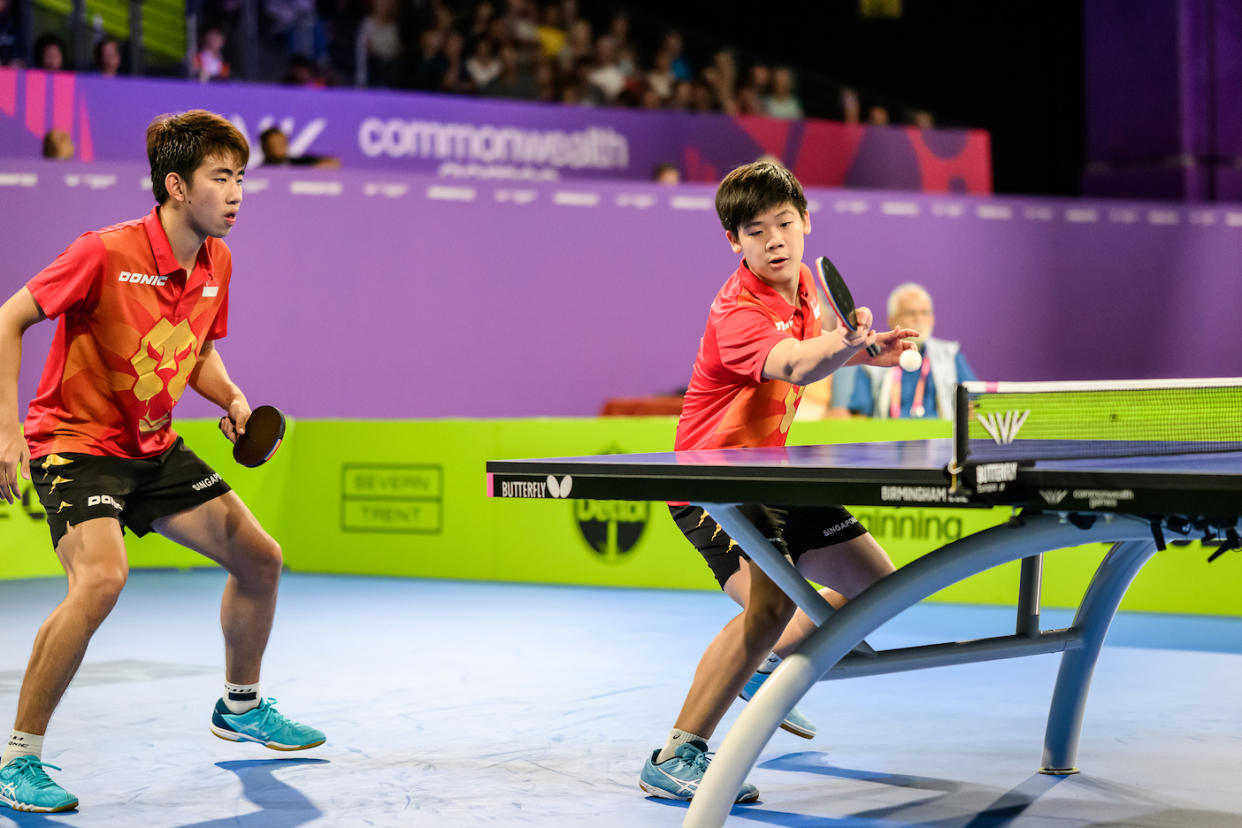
left=0, top=67, right=990, bottom=193
left=1084, top=0, right=1242, bottom=200
left=3, top=159, right=1241, bottom=419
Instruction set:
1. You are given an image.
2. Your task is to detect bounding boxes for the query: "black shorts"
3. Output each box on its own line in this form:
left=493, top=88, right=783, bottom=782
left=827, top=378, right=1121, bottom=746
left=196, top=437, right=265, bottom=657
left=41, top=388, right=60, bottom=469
left=669, top=503, right=868, bottom=589
left=30, top=437, right=231, bottom=549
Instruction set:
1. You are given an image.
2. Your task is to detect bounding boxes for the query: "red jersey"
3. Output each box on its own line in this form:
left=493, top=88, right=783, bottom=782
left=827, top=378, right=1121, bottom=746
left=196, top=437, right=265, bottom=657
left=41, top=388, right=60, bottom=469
left=674, top=260, right=821, bottom=451
left=24, top=207, right=231, bottom=459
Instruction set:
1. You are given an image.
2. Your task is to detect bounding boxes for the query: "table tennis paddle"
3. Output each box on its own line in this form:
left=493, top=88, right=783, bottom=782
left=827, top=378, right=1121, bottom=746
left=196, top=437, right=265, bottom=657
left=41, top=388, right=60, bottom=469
left=231, top=405, right=286, bottom=468
left=815, top=255, right=881, bottom=357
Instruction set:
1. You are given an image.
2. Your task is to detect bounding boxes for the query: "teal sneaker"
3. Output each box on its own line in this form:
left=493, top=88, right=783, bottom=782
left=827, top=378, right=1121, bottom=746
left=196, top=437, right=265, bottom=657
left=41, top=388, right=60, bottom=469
left=0, top=756, right=78, bottom=813
left=210, top=697, right=325, bottom=750
left=639, top=741, right=759, bottom=803
left=739, top=669, right=816, bottom=739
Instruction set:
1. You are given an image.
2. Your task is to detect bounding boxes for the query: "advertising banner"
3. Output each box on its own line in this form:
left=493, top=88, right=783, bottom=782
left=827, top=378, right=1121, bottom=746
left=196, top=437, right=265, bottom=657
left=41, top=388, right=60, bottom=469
left=0, top=67, right=991, bottom=191
left=2, top=418, right=1236, bottom=617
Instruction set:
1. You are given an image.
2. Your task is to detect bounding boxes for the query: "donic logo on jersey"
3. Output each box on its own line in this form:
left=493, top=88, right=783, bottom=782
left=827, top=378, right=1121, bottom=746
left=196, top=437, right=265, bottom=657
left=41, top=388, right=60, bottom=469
left=118, top=271, right=169, bottom=286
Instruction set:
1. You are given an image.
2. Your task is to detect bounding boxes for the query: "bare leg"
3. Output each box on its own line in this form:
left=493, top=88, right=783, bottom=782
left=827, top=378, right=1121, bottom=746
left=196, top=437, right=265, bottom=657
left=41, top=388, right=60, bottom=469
left=673, top=564, right=795, bottom=739
left=723, top=562, right=847, bottom=658
left=153, top=491, right=282, bottom=683
left=779, top=533, right=895, bottom=656
left=13, top=519, right=128, bottom=735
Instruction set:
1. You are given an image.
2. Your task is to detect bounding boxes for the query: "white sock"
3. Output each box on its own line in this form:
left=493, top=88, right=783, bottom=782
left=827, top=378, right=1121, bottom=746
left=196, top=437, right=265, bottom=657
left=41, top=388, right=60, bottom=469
left=222, top=681, right=261, bottom=714
left=1, top=730, right=43, bottom=767
left=656, top=728, right=708, bottom=763
left=757, top=652, right=781, bottom=675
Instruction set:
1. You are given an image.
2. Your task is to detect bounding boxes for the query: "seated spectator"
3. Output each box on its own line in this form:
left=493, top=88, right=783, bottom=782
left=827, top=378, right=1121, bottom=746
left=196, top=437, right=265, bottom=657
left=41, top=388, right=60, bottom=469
left=259, top=126, right=340, bottom=168
left=557, top=17, right=591, bottom=75
left=652, top=162, right=680, bottom=184
left=466, top=36, right=502, bottom=90
left=410, top=28, right=449, bottom=91
left=747, top=63, right=772, bottom=99
left=646, top=45, right=676, bottom=102
left=585, top=34, right=626, bottom=102
left=535, top=3, right=566, bottom=59
left=840, top=86, right=861, bottom=124
left=504, top=0, right=540, bottom=46
left=484, top=44, right=538, bottom=99
left=763, top=66, right=803, bottom=119
left=868, top=105, right=890, bottom=126
left=282, top=53, right=328, bottom=86
left=356, top=0, right=402, bottom=87
left=0, top=0, right=19, bottom=67
left=660, top=30, right=691, bottom=81
left=845, top=282, right=976, bottom=419
left=93, top=36, right=122, bottom=76
left=735, top=84, right=762, bottom=115
left=41, top=128, right=74, bottom=159
left=33, top=32, right=67, bottom=71
left=194, top=27, right=230, bottom=81
left=667, top=78, right=694, bottom=110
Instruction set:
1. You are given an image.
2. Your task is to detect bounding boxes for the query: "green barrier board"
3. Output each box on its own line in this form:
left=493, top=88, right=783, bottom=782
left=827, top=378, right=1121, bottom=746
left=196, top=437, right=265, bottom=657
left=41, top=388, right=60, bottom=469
left=1, top=418, right=1236, bottom=616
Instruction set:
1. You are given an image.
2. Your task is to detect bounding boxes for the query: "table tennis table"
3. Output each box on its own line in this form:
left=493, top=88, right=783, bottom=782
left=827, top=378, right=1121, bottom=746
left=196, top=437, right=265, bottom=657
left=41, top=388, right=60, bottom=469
left=486, top=380, right=1242, bottom=827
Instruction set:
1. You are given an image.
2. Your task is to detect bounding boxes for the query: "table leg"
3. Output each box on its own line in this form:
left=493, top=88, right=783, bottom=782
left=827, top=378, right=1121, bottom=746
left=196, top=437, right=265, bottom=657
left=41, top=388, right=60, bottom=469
left=683, top=512, right=1155, bottom=828
left=1040, top=538, right=1158, bottom=774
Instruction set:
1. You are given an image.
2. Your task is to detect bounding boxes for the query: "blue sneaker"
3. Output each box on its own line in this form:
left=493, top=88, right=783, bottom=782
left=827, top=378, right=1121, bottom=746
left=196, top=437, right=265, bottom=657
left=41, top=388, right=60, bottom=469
left=210, top=697, right=325, bottom=750
left=739, top=670, right=816, bottom=739
left=0, top=756, right=78, bottom=813
left=639, top=741, right=759, bottom=803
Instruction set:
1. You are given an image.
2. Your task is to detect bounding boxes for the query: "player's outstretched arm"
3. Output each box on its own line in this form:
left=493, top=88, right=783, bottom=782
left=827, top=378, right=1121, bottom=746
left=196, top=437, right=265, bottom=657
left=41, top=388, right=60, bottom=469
left=0, top=288, right=46, bottom=503
left=764, top=306, right=885, bottom=386
left=189, top=340, right=251, bottom=442
left=845, top=325, right=920, bottom=367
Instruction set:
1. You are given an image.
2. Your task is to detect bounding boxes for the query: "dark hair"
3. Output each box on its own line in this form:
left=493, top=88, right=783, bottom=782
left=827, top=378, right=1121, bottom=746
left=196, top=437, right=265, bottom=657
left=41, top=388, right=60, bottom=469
left=93, top=36, right=120, bottom=71
left=33, top=32, right=67, bottom=69
left=145, top=110, right=249, bottom=204
left=714, top=160, right=807, bottom=235
left=259, top=126, right=285, bottom=144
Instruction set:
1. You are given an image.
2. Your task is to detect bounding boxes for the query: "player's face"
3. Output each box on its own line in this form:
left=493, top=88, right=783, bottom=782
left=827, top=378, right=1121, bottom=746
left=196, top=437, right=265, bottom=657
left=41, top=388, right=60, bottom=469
left=183, top=154, right=244, bottom=238
left=726, top=203, right=811, bottom=288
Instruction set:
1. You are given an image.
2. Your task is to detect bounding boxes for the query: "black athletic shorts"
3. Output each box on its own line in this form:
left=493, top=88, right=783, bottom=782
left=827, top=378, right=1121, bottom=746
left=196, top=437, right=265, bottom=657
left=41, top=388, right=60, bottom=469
left=30, top=436, right=231, bottom=549
left=669, top=503, right=868, bottom=589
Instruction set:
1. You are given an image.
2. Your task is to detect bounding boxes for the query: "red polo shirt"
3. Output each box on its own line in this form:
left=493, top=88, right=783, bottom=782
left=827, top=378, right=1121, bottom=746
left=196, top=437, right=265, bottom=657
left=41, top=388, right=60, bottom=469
left=674, top=259, right=821, bottom=451
left=24, top=207, right=231, bottom=459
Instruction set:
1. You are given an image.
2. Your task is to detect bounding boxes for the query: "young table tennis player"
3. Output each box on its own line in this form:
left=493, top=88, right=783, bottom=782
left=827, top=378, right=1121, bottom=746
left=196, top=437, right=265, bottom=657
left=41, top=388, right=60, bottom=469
left=639, top=161, right=917, bottom=803
left=0, top=110, right=323, bottom=813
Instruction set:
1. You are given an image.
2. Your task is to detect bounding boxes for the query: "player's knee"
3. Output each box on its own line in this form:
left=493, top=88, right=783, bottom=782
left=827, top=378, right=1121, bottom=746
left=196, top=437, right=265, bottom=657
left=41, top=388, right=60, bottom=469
left=247, top=536, right=283, bottom=586
left=743, top=594, right=795, bottom=639
left=72, top=565, right=128, bottom=620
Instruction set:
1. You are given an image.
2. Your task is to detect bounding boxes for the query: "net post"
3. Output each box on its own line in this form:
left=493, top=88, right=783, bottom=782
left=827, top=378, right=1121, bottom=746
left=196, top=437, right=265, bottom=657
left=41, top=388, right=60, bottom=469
left=948, top=382, right=969, bottom=490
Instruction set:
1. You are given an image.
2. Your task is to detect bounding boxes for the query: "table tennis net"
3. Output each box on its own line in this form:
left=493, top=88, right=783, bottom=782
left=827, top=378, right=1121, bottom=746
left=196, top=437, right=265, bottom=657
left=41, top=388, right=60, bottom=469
left=953, top=378, right=1242, bottom=465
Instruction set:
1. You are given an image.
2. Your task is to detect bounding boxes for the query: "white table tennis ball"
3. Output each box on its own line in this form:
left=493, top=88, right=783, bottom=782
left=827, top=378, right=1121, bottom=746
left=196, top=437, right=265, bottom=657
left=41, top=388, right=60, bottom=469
left=899, top=348, right=922, bottom=372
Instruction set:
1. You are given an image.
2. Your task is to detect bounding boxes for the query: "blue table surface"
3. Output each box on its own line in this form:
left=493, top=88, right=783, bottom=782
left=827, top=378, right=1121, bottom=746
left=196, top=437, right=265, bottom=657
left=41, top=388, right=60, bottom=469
left=505, top=439, right=1242, bottom=478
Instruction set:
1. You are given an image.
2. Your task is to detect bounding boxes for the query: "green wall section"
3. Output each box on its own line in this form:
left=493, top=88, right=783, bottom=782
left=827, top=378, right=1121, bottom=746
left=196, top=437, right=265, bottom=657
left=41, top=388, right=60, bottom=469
left=1, top=418, right=1237, bottom=616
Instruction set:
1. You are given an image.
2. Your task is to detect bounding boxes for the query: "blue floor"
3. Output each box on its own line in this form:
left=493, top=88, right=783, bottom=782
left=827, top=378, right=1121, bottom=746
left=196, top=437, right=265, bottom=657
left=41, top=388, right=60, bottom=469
left=0, top=572, right=1240, bottom=827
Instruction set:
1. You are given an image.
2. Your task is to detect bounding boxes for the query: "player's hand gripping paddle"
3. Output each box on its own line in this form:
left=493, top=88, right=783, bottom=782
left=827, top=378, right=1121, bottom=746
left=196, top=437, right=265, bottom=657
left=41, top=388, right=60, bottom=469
left=231, top=405, right=286, bottom=468
left=814, top=255, right=881, bottom=357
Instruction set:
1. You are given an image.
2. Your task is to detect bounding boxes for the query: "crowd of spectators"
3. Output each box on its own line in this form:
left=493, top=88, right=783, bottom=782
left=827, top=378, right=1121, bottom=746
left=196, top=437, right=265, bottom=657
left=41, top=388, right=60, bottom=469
left=1, top=0, right=933, bottom=127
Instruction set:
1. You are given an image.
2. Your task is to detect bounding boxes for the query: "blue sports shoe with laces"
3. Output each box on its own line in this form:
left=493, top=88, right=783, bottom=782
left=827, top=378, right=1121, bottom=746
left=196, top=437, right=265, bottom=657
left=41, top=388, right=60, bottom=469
left=210, top=697, right=325, bottom=750
left=639, top=741, right=759, bottom=803
left=739, top=669, right=817, bottom=739
left=0, top=756, right=78, bottom=813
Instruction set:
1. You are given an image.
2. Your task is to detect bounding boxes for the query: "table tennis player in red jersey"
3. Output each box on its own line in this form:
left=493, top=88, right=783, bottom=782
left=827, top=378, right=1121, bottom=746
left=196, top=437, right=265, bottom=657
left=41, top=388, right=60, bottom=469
left=0, top=110, right=323, bottom=814
left=639, top=161, right=919, bottom=803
